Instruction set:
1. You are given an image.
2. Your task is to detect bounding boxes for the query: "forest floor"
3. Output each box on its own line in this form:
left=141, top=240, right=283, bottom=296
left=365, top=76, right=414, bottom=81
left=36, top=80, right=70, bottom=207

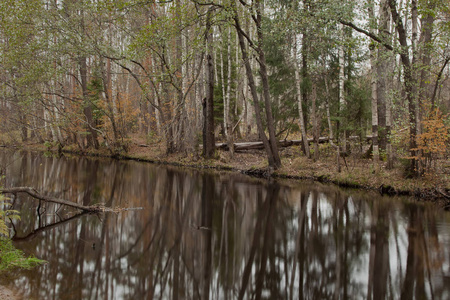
left=10, top=133, right=450, bottom=208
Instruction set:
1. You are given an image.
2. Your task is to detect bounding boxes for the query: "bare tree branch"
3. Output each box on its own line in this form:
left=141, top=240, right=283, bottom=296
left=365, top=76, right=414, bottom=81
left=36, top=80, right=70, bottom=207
left=1, top=187, right=125, bottom=213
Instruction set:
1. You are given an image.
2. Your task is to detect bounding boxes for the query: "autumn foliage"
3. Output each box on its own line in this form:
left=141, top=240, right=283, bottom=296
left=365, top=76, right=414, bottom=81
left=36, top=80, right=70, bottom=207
left=414, top=104, right=449, bottom=173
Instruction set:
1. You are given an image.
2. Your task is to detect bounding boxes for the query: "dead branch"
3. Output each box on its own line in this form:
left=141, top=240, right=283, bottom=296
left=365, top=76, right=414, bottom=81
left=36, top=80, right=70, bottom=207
left=1, top=187, right=111, bottom=213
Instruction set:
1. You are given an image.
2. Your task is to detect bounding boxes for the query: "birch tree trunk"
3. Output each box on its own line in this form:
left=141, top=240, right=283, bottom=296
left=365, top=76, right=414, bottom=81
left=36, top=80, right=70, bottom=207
left=338, top=23, right=346, bottom=154
left=377, top=0, right=391, bottom=151
left=293, top=34, right=310, bottom=158
left=379, top=0, right=394, bottom=169
left=369, top=0, right=379, bottom=163
left=311, top=83, right=319, bottom=161
left=226, top=26, right=234, bottom=157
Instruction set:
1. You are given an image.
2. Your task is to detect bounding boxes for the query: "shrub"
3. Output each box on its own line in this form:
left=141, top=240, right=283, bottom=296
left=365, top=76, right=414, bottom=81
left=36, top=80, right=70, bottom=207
left=414, top=105, right=449, bottom=173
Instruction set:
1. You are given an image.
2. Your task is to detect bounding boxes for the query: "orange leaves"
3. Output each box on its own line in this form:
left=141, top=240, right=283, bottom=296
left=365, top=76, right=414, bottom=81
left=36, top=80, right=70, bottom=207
left=410, top=103, right=450, bottom=174
left=416, top=106, right=448, bottom=157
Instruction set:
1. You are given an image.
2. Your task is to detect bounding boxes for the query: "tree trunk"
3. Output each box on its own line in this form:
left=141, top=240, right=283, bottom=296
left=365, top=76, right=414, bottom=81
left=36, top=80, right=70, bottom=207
left=311, top=83, right=319, bottom=161
left=377, top=0, right=391, bottom=151
left=174, top=0, right=185, bottom=152
left=102, top=57, right=119, bottom=142
left=338, top=23, right=347, bottom=153
left=388, top=0, right=418, bottom=175
left=220, top=31, right=227, bottom=137
left=417, top=3, right=436, bottom=172
left=255, top=0, right=281, bottom=168
left=78, top=56, right=99, bottom=149
left=293, top=34, right=310, bottom=158
left=325, top=77, right=341, bottom=172
left=232, top=2, right=278, bottom=169
left=301, top=32, right=309, bottom=140
left=226, top=26, right=234, bottom=157
left=369, top=1, right=379, bottom=163
left=203, top=7, right=215, bottom=158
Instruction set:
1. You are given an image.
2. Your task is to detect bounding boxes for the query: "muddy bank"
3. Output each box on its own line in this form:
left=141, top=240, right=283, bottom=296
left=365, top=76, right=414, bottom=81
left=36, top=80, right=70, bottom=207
left=0, top=285, right=20, bottom=300
left=6, top=142, right=450, bottom=208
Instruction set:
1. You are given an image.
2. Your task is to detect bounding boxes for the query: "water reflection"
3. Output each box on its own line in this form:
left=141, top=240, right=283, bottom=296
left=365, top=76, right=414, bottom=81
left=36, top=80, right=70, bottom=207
left=1, top=150, right=449, bottom=299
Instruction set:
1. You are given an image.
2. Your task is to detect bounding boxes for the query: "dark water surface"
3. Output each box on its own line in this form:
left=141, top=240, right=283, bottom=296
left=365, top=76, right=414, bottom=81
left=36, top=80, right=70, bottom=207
left=1, top=150, right=449, bottom=299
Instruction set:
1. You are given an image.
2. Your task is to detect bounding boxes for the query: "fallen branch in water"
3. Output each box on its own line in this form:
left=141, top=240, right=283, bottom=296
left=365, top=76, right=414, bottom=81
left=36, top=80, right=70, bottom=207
left=0, top=187, right=136, bottom=213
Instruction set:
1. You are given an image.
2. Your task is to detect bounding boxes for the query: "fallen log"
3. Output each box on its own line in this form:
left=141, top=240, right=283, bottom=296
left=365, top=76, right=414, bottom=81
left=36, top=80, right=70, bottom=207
left=216, top=137, right=330, bottom=151
left=215, top=136, right=372, bottom=152
left=1, top=187, right=111, bottom=213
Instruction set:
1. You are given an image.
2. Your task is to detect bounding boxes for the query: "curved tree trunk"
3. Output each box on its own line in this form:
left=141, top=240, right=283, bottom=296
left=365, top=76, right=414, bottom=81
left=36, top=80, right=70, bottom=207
left=255, top=0, right=281, bottom=168
left=232, top=3, right=278, bottom=169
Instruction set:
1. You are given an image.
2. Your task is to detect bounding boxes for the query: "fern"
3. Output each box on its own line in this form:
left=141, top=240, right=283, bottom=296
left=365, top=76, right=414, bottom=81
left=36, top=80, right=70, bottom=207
left=0, top=193, right=20, bottom=237
left=0, top=238, right=46, bottom=271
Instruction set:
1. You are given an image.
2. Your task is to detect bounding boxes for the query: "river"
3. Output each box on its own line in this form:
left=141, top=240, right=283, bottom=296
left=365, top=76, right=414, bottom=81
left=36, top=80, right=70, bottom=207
left=1, top=150, right=449, bottom=299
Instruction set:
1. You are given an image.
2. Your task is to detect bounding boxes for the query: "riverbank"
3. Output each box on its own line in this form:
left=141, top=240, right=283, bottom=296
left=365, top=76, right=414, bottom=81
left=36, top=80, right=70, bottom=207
left=0, top=274, right=20, bottom=300
left=0, top=285, right=19, bottom=300
left=13, top=139, right=450, bottom=208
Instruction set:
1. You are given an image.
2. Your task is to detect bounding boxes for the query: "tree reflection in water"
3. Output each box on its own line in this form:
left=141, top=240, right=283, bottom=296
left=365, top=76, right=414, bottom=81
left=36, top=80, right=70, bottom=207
left=1, top=150, right=449, bottom=299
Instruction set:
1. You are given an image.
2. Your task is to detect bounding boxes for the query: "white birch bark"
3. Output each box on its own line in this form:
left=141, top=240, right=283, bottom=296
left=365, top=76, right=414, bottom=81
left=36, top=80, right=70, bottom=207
left=293, top=34, right=310, bottom=158
left=369, top=0, right=379, bottom=163
left=338, top=23, right=346, bottom=153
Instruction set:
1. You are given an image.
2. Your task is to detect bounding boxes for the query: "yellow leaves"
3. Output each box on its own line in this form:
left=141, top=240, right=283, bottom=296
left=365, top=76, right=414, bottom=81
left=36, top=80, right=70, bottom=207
left=0, top=194, right=20, bottom=237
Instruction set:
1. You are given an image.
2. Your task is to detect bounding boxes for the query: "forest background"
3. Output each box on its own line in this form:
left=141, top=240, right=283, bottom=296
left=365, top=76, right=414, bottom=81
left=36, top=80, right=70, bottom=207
left=0, top=0, right=449, bottom=198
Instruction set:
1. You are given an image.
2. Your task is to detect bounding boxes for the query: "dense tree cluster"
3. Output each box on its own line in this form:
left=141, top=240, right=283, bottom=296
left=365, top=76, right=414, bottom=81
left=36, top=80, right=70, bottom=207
left=0, top=0, right=448, bottom=175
